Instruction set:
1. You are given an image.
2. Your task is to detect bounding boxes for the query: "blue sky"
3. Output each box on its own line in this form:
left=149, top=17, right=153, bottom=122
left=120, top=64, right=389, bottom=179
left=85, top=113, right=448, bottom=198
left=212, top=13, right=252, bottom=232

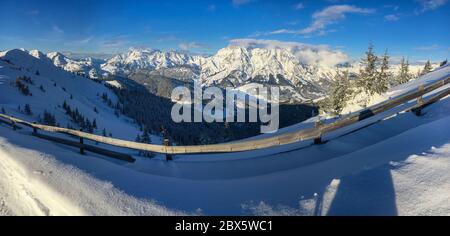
left=0, top=0, right=449, bottom=62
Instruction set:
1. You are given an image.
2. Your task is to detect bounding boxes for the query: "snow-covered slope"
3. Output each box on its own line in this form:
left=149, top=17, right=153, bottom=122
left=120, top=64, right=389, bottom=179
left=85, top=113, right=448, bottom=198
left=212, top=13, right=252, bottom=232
left=1, top=87, right=449, bottom=215
left=46, top=51, right=106, bottom=79
left=0, top=131, right=183, bottom=216
left=338, top=62, right=449, bottom=114
left=240, top=63, right=450, bottom=144
left=0, top=49, right=150, bottom=142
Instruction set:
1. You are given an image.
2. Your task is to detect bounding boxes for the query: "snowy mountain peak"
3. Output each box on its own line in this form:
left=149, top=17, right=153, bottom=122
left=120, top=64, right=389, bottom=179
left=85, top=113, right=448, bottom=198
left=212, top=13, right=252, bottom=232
left=47, top=51, right=68, bottom=66
left=29, top=49, right=48, bottom=60
left=1, top=48, right=30, bottom=59
left=201, top=45, right=316, bottom=83
left=100, top=48, right=197, bottom=76
left=2, top=49, right=95, bottom=83
left=45, top=51, right=106, bottom=78
left=1, top=49, right=49, bottom=67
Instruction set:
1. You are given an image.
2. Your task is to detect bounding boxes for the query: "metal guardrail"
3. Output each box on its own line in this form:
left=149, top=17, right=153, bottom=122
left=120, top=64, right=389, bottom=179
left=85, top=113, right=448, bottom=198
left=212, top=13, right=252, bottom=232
left=1, top=76, right=449, bottom=157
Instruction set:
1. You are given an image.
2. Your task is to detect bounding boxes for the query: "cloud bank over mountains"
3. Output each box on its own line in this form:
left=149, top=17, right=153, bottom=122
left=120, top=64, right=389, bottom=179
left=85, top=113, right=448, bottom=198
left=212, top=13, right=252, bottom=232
left=229, top=39, right=349, bottom=67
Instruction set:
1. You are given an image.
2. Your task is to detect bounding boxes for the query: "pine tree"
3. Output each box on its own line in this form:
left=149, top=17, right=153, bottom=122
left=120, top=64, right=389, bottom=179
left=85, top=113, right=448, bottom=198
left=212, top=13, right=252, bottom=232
left=224, top=121, right=232, bottom=141
left=135, top=134, right=141, bottom=142
left=85, top=118, right=93, bottom=133
left=15, top=78, right=32, bottom=96
left=42, top=110, right=57, bottom=126
left=358, top=44, right=378, bottom=95
left=322, top=70, right=352, bottom=115
left=93, top=119, right=97, bottom=129
left=397, top=57, right=411, bottom=85
left=141, top=128, right=151, bottom=144
left=24, top=104, right=32, bottom=115
left=420, top=60, right=433, bottom=76
left=375, top=49, right=390, bottom=94
left=102, top=93, right=108, bottom=102
left=1, top=107, right=6, bottom=114
left=138, top=128, right=154, bottom=157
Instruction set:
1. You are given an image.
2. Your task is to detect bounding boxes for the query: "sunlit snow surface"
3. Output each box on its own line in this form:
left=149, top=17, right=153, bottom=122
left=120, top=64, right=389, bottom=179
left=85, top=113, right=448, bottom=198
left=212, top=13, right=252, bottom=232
left=1, top=98, right=450, bottom=215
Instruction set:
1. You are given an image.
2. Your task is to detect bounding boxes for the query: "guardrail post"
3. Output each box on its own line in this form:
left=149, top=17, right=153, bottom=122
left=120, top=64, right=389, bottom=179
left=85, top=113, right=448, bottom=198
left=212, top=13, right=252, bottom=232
left=415, top=85, right=425, bottom=116
left=164, top=138, right=172, bottom=161
left=32, top=122, right=37, bottom=135
left=12, top=121, right=17, bottom=130
left=79, top=128, right=85, bottom=155
left=314, top=120, right=322, bottom=144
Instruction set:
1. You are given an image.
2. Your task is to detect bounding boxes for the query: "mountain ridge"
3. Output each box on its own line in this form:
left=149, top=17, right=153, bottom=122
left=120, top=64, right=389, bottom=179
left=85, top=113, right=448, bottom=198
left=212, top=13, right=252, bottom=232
left=2, top=46, right=437, bottom=103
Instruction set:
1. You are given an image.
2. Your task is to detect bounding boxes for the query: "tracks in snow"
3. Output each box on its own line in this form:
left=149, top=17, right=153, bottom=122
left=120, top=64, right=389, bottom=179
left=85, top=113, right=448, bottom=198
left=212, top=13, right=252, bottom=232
left=0, top=146, right=85, bottom=216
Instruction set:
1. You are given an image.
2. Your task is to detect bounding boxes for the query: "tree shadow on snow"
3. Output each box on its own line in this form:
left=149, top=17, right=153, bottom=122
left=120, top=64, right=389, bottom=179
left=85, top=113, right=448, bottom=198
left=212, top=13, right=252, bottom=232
left=326, top=166, right=398, bottom=216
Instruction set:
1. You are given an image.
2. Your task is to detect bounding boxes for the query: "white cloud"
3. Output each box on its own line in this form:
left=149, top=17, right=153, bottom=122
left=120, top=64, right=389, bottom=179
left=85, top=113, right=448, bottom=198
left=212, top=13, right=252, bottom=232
left=64, top=37, right=94, bottom=46
left=270, top=5, right=375, bottom=36
left=229, top=38, right=349, bottom=67
left=383, top=5, right=400, bottom=11
left=79, top=37, right=93, bottom=44
left=101, top=36, right=129, bottom=48
left=286, top=20, right=300, bottom=26
left=156, top=35, right=178, bottom=43
left=269, top=29, right=296, bottom=35
left=52, top=25, right=64, bottom=35
left=384, top=14, right=400, bottom=21
left=414, top=44, right=440, bottom=50
left=416, top=0, right=448, bottom=12
left=301, top=5, right=375, bottom=35
left=232, top=0, right=255, bottom=7
left=26, top=10, right=40, bottom=16
left=293, top=2, right=305, bottom=10
left=179, top=42, right=207, bottom=51
left=26, top=10, right=40, bottom=25
left=207, top=4, right=216, bottom=12
left=102, top=40, right=125, bottom=47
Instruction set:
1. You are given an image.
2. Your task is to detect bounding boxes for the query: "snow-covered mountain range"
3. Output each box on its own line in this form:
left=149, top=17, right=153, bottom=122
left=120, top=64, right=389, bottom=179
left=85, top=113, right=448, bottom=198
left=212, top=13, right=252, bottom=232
left=1, top=45, right=435, bottom=103
left=100, top=48, right=202, bottom=76
left=47, top=51, right=105, bottom=79
left=11, top=46, right=337, bottom=102
left=198, top=45, right=338, bottom=101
